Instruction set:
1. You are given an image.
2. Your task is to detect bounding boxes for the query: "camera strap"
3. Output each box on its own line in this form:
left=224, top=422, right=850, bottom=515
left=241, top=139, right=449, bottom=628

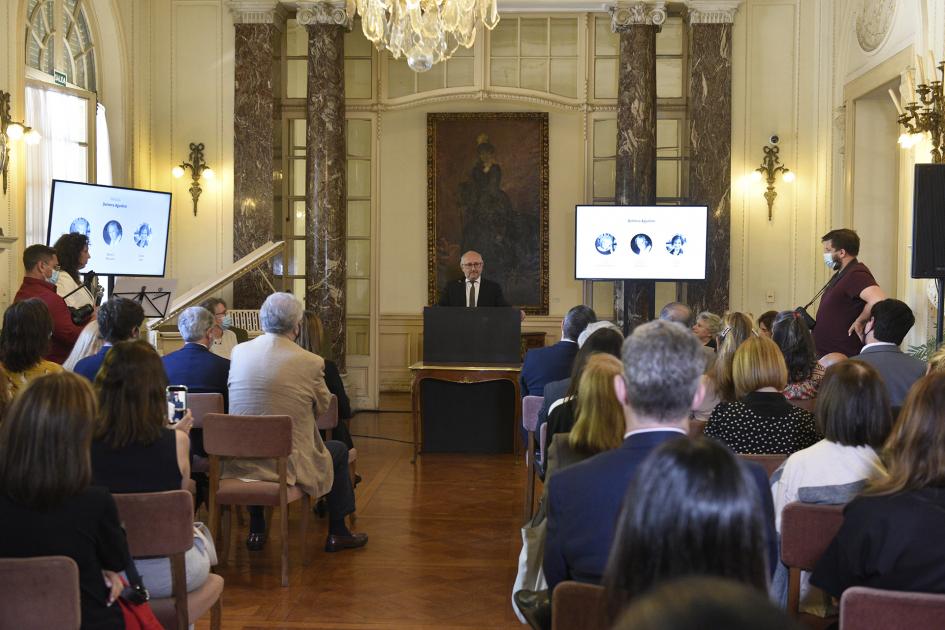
left=802, top=258, right=856, bottom=309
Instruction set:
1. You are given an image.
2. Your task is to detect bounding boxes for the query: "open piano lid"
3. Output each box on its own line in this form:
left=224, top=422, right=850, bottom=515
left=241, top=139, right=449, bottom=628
left=147, top=240, right=285, bottom=329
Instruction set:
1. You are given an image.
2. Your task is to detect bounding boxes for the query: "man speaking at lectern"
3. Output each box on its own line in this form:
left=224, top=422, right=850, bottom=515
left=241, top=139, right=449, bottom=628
left=438, top=250, right=510, bottom=308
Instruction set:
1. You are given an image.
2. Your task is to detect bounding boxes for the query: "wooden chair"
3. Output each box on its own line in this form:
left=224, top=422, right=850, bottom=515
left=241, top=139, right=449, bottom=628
left=522, top=395, right=543, bottom=521
left=0, top=556, right=81, bottom=630
left=780, top=502, right=845, bottom=624
left=740, top=453, right=787, bottom=478
left=315, top=394, right=358, bottom=523
left=689, top=418, right=707, bottom=438
left=113, top=490, right=223, bottom=630
left=204, top=413, right=310, bottom=587
left=188, top=392, right=225, bottom=475
left=551, top=581, right=607, bottom=630
left=840, top=586, right=945, bottom=629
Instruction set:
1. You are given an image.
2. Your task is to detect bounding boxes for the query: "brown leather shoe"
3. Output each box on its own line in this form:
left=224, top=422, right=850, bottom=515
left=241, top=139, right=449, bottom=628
left=325, top=532, right=368, bottom=552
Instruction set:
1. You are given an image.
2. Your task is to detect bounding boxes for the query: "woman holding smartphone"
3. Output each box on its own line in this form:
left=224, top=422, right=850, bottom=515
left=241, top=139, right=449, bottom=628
left=90, top=340, right=211, bottom=597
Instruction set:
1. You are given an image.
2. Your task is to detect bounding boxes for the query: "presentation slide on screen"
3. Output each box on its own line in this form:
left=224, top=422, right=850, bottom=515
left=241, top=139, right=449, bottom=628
left=575, top=205, right=708, bottom=280
left=47, top=180, right=171, bottom=277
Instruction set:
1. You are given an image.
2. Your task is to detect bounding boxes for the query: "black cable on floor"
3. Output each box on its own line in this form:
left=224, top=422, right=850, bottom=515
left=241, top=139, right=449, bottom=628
left=350, top=434, right=414, bottom=445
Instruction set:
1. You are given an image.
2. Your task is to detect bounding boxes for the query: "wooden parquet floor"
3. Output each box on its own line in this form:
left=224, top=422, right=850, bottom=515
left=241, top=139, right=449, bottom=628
left=195, top=393, right=527, bottom=630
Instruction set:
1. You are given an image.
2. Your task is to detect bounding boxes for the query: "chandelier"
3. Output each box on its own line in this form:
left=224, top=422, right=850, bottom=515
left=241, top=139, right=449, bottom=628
left=347, top=0, right=500, bottom=72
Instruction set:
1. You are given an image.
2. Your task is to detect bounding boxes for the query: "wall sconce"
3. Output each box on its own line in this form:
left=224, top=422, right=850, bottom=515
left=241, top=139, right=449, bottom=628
left=752, top=135, right=794, bottom=221
left=171, top=142, right=214, bottom=216
left=0, top=90, right=41, bottom=194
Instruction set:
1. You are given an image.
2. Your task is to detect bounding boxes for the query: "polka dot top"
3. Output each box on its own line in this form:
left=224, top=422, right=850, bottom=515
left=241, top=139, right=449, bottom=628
left=704, top=391, right=821, bottom=455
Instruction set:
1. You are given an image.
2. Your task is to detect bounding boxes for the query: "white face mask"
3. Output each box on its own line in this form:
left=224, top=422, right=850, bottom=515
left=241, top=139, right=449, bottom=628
left=823, top=252, right=835, bottom=269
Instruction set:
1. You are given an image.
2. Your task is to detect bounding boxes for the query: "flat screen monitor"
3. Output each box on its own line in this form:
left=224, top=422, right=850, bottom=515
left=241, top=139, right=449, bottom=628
left=574, top=205, right=708, bottom=281
left=47, top=180, right=172, bottom=277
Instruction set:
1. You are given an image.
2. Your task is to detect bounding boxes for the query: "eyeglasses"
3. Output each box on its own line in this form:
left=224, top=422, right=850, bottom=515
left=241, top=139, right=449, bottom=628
left=461, top=262, right=483, bottom=268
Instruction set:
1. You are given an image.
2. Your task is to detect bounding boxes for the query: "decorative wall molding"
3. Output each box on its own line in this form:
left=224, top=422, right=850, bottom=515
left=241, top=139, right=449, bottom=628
left=855, top=0, right=896, bottom=53
left=687, top=1, right=741, bottom=24
left=295, top=0, right=351, bottom=28
left=227, top=0, right=288, bottom=26
left=343, top=89, right=618, bottom=113
left=610, top=1, right=667, bottom=32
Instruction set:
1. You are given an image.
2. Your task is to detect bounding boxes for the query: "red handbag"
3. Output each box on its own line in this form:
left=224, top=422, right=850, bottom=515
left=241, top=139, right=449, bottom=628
left=116, top=575, right=163, bottom=630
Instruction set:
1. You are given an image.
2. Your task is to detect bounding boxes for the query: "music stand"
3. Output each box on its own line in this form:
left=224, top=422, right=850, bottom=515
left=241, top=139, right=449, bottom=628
left=112, top=277, right=177, bottom=318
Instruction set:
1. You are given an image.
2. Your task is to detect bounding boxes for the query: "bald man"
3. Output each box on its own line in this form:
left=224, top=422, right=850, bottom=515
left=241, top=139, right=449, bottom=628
left=437, top=251, right=510, bottom=308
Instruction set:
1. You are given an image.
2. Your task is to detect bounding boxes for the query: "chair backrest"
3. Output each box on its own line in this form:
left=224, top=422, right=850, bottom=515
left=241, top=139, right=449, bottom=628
left=113, top=490, right=194, bottom=557
left=551, top=581, right=608, bottom=630
left=789, top=398, right=816, bottom=413
left=739, top=453, right=787, bottom=478
left=522, top=395, right=543, bottom=432
left=689, top=419, right=707, bottom=437
left=315, top=394, right=339, bottom=431
left=203, top=413, right=293, bottom=458
left=0, top=556, right=81, bottom=630
left=780, top=502, right=845, bottom=570
left=840, top=586, right=945, bottom=629
left=188, top=392, right=224, bottom=429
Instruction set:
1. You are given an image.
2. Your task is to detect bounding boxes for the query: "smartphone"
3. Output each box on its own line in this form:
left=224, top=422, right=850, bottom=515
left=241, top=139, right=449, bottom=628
left=166, top=385, right=188, bottom=424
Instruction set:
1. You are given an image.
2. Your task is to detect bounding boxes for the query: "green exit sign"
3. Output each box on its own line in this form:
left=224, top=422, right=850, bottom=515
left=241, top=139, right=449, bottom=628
left=54, top=71, right=66, bottom=86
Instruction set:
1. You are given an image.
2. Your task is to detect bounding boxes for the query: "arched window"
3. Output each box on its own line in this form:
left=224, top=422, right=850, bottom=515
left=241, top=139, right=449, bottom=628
left=26, top=0, right=97, bottom=92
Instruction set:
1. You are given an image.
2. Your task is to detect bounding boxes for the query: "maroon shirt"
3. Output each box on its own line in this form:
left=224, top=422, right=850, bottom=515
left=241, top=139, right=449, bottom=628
left=812, top=260, right=877, bottom=357
left=14, top=276, right=86, bottom=364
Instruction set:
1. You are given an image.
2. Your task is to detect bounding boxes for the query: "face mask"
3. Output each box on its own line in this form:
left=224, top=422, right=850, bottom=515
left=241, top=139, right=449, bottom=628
left=221, top=314, right=233, bottom=329
left=823, top=252, right=836, bottom=269
left=48, top=268, right=60, bottom=285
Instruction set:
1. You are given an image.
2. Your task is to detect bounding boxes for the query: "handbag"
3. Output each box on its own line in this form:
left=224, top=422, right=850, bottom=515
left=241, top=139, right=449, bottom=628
left=796, top=266, right=848, bottom=331
left=116, top=575, right=163, bottom=630
left=69, top=304, right=93, bottom=325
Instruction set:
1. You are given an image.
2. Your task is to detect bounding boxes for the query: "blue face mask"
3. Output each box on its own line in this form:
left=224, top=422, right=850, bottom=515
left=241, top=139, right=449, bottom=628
left=48, top=268, right=60, bottom=285
left=221, top=314, right=233, bottom=329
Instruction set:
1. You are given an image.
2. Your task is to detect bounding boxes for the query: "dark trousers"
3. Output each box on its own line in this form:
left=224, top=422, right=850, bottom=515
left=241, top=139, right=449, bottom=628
left=249, top=439, right=355, bottom=532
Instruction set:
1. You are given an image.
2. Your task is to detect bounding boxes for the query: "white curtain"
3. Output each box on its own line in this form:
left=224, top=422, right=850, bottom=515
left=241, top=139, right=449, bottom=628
left=25, top=86, right=90, bottom=245
left=96, top=103, right=113, bottom=186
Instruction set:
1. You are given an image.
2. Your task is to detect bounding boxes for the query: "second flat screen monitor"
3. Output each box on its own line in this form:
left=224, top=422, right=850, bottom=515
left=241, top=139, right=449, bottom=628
left=574, top=205, right=708, bottom=281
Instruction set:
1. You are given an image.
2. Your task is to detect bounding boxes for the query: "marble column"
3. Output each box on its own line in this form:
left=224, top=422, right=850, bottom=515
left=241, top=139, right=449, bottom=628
left=298, top=1, right=349, bottom=369
left=685, top=2, right=739, bottom=316
left=229, top=1, right=285, bottom=309
left=612, top=2, right=665, bottom=334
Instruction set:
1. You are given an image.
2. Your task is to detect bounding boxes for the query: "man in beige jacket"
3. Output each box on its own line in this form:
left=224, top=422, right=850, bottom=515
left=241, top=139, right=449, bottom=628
left=223, top=292, right=367, bottom=552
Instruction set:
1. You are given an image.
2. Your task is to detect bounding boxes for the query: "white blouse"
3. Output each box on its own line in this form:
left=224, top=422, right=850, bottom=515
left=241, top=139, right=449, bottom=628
left=56, top=273, right=95, bottom=310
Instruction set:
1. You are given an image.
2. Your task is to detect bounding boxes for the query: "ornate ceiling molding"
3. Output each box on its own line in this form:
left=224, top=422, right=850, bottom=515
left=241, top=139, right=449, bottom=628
left=687, top=1, right=741, bottom=24
left=610, top=1, right=667, bottom=32
left=295, top=1, right=351, bottom=28
left=227, top=0, right=289, bottom=26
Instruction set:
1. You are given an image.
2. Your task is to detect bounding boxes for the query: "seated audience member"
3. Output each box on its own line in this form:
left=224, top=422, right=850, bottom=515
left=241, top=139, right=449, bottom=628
left=224, top=293, right=366, bottom=552
left=770, top=360, right=892, bottom=614
left=543, top=321, right=778, bottom=592
left=691, top=312, right=754, bottom=421
left=63, top=320, right=104, bottom=372
left=705, top=336, right=819, bottom=455
left=74, top=296, right=145, bottom=381
left=14, top=244, right=88, bottom=363
left=603, top=438, right=770, bottom=619
left=52, top=232, right=96, bottom=310
left=659, top=302, right=694, bottom=327
left=543, top=327, right=625, bottom=458
left=757, top=310, right=778, bottom=338
left=852, top=298, right=926, bottom=407
left=297, top=311, right=354, bottom=449
left=91, top=340, right=210, bottom=597
left=200, top=297, right=240, bottom=359
left=0, top=372, right=129, bottom=629
left=0, top=299, right=63, bottom=397
left=162, top=306, right=230, bottom=405
left=537, top=321, right=620, bottom=436
left=662, top=303, right=718, bottom=368
left=520, top=304, right=596, bottom=396
left=692, top=311, right=722, bottom=350
left=772, top=310, right=824, bottom=400
left=812, top=372, right=945, bottom=598
left=611, top=577, right=801, bottom=630
left=928, top=343, right=945, bottom=374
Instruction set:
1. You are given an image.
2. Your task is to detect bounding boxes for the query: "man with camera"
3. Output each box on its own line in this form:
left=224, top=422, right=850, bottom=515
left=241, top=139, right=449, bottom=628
left=13, top=244, right=91, bottom=364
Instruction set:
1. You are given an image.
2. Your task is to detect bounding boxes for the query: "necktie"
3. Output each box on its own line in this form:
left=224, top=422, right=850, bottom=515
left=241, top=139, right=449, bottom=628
left=468, top=281, right=477, bottom=308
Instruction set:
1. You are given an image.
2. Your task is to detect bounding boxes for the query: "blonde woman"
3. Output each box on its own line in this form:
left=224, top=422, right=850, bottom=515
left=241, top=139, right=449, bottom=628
left=705, top=336, right=819, bottom=455
left=63, top=320, right=104, bottom=373
left=691, top=312, right=754, bottom=421
left=927, top=343, right=945, bottom=374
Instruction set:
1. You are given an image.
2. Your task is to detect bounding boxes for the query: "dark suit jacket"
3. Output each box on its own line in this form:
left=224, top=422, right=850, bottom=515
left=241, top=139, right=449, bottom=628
left=543, top=430, right=778, bottom=591
left=853, top=344, right=926, bottom=407
left=74, top=346, right=111, bottom=382
left=538, top=377, right=571, bottom=434
left=520, top=340, right=578, bottom=397
left=437, top=278, right=509, bottom=307
left=162, top=343, right=231, bottom=409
